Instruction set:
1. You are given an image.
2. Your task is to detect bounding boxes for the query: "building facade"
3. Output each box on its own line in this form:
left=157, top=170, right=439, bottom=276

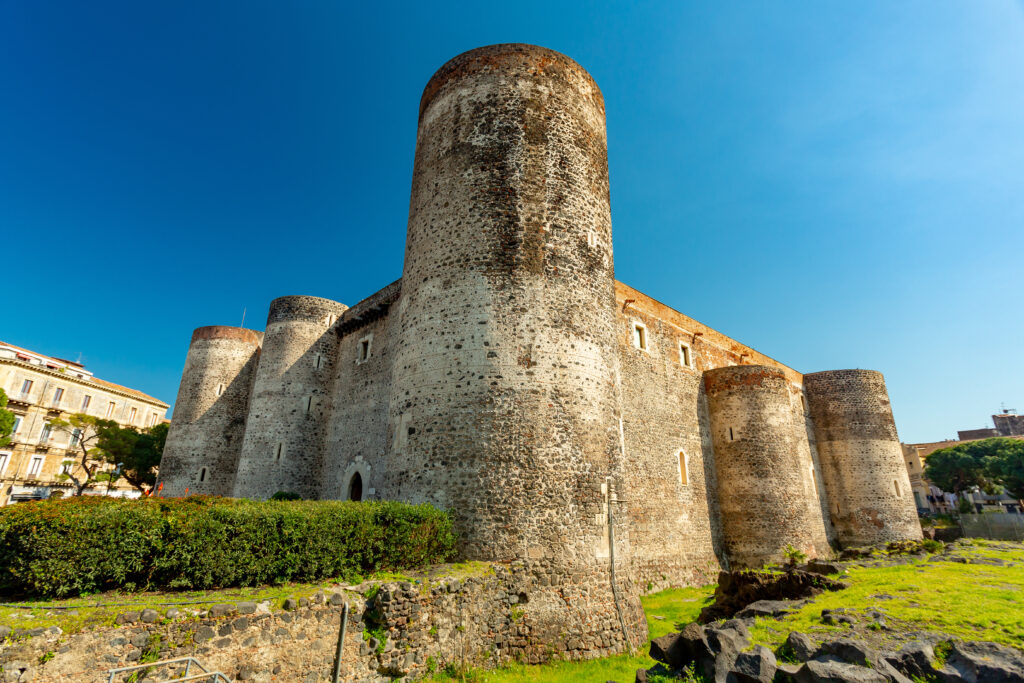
left=0, top=342, right=169, bottom=505
left=158, top=44, right=921, bottom=657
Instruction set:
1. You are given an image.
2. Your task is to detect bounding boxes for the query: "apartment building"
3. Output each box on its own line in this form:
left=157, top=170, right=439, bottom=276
left=0, top=341, right=169, bottom=505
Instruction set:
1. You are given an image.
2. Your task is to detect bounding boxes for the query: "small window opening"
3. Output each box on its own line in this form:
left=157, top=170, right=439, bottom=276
left=348, top=472, right=363, bottom=502
left=632, top=323, right=647, bottom=351
left=679, top=343, right=692, bottom=368
left=199, top=467, right=207, bottom=482
left=587, top=230, right=597, bottom=248
left=305, top=396, right=313, bottom=414
left=678, top=451, right=689, bottom=486
left=800, top=395, right=807, bottom=412
left=894, top=480, right=901, bottom=497
left=810, top=465, right=819, bottom=497
left=315, top=353, right=323, bottom=369
left=276, top=443, right=283, bottom=461
left=729, top=427, right=734, bottom=441
left=357, top=336, right=372, bottom=363
left=216, top=383, right=225, bottom=397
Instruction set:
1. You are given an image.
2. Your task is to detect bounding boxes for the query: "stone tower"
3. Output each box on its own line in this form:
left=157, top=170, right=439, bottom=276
left=383, top=44, right=646, bottom=647
left=704, top=365, right=832, bottom=566
left=232, top=296, right=347, bottom=500
left=804, top=369, right=922, bottom=546
left=158, top=326, right=262, bottom=496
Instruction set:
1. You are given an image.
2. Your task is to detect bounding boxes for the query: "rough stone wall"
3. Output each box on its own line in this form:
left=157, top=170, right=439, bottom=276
left=1, top=565, right=636, bottom=683
left=704, top=365, right=833, bottom=567
left=804, top=370, right=922, bottom=547
left=321, top=282, right=400, bottom=501
left=158, top=326, right=262, bottom=497
left=233, top=296, right=348, bottom=500
left=993, top=413, right=1024, bottom=437
left=615, top=296, right=725, bottom=591
left=383, top=43, right=646, bottom=649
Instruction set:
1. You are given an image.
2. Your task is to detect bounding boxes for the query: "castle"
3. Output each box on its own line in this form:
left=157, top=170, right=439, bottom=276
left=158, top=44, right=921, bottom=655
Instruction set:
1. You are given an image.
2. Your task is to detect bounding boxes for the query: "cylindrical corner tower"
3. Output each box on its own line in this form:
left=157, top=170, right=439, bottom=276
left=233, top=295, right=347, bottom=500
left=704, top=365, right=833, bottom=567
left=384, top=44, right=647, bottom=652
left=804, top=369, right=921, bottom=546
left=158, top=326, right=262, bottom=496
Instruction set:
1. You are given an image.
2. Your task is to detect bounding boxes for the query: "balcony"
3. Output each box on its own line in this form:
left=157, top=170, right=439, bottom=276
left=7, top=394, right=32, bottom=407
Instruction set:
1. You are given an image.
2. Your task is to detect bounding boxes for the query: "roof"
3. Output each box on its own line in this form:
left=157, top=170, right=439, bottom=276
left=0, top=340, right=169, bottom=407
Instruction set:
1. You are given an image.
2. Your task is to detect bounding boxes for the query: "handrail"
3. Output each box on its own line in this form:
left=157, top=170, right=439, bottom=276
left=106, top=656, right=231, bottom=682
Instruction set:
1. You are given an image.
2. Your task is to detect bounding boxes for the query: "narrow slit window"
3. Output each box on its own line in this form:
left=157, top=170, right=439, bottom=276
left=216, top=383, right=225, bottom=397
left=129, top=407, right=137, bottom=424
left=632, top=323, right=647, bottom=351
left=305, top=396, right=313, bottom=414
left=199, top=467, right=207, bottom=482
left=52, top=387, right=64, bottom=406
left=357, top=336, right=373, bottom=363
left=810, top=465, right=819, bottom=497
left=678, top=451, right=689, bottom=486
left=728, top=427, right=734, bottom=441
left=81, top=395, right=92, bottom=412
left=315, top=353, right=323, bottom=370
left=276, top=443, right=283, bottom=461
left=800, top=395, right=807, bottom=412
left=679, top=343, right=692, bottom=368
left=894, top=480, right=901, bottom=497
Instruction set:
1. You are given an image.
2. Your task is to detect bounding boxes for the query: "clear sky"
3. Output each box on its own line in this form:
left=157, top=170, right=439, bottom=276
left=2, top=2, right=1022, bottom=443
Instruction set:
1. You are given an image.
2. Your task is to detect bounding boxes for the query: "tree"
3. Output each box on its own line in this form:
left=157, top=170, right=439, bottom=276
left=98, top=422, right=167, bottom=493
left=0, top=389, right=14, bottom=448
left=985, top=439, right=1024, bottom=501
left=923, top=441, right=997, bottom=497
left=50, top=414, right=119, bottom=496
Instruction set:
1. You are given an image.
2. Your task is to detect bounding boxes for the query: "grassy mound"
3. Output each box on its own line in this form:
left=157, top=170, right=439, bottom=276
left=0, top=496, right=456, bottom=598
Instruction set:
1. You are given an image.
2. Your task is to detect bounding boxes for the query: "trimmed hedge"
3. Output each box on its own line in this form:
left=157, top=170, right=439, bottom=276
left=0, top=496, right=457, bottom=598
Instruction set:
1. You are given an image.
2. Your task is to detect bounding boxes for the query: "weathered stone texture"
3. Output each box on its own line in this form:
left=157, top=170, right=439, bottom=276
left=804, top=370, right=922, bottom=547
left=704, top=366, right=833, bottom=567
left=233, top=296, right=348, bottom=500
left=616, top=295, right=724, bottom=590
left=159, top=326, right=262, bottom=496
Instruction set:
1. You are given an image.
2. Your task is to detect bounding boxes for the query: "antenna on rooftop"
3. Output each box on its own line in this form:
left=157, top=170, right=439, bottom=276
left=240, top=307, right=246, bottom=329
left=75, top=352, right=82, bottom=364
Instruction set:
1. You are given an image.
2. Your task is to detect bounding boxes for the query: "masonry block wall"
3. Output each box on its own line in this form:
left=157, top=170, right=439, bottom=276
left=804, top=370, right=922, bottom=547
left=157, top=43, right=921, bottom=659
left=159, top=326, right=262, bottom=497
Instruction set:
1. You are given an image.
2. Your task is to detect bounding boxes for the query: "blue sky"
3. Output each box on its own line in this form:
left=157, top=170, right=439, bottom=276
left=2, top=1, right=1022, bottom=442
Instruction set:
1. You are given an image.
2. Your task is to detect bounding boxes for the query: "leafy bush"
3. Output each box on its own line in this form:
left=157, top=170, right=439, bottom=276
left=270, top=491, right=302, bottom=501
left=0, top=496, right=457, bottom=598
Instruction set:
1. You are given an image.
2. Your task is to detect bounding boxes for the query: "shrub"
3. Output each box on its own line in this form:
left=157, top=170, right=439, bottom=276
left=0, top=496, right=456, bottom=598
left=270, top=491, right=302, bottom=501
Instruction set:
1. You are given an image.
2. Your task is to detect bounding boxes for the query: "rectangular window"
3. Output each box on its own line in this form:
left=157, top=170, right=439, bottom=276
left=52, top=387, right=64, bottom=406
left=39, top=423, right=52, bottom=443
left=357, top=336, right=373, bottom=363
left=70, top=428, right=82, bottom=448
left=20, top=379, right=33, bottom=398
left=0, top=452, right=9, bottom=474
left=632, top=323, right=647, bottom=351
left=129, top=407, right=137, bottom=424
left=679, top=343, right=692, bottom=368
left=106, top=401, right=116, bottom=418
left=81, top=395, right=92, bottom=412
left=199, top=467, right=207, bottom=482
left=12, top=415, right=22, bottom=435
left=149, top=413, right=158, bottom=427
left=27, top=456, right=44, bottom=476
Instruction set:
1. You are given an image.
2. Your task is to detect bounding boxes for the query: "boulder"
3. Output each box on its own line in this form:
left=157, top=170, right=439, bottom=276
left=795, top=657, right=889, bottom=683
left=884, top=641, right=935, bottom=679
left=139, top=608, right=160, bottom=623
left=736, top=600, right=798, bottom=620
left=700, top=569, right=846, bottom=622
left=812, top=639, right=911, bottom=682
left=649, top=623, right=712, bottom=670
left=806, top=560, right=844, bottom=576
left=943, top=641, right=1024, bottom=683
left=728, top=645, right=776, bottom=683
left=784, top=632, right=817, bottom=662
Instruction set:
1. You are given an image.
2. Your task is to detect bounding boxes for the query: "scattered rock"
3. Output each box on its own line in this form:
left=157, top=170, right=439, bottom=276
left=209, top=603, right=235, bottom=618
left=114, top=610, right=140, bottom=625
left=700, top=569, right=847, bottom=623
left=139, top=608, right=159, bottom=623
left=796, top=657, right=889, bottom=682
left=944, top=640, right=1024, bottom=682
left=729, top=645, right=776, bottom=682
left=736, top=599, right=798, bottom=620
left=236, top=601, right=257, bottom=615
left=165, top=608, right=181, bottom=619
left=783, top=632, right=816, bottom=661
left=806, top=560, right=843, bottom=576
left=282, top=598, right=299, bottom=611
left=884, top=641, right=935, bottom=680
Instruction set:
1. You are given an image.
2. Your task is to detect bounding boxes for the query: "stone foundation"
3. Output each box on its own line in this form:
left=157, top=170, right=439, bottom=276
left=0, top=563, right=644, bottom=683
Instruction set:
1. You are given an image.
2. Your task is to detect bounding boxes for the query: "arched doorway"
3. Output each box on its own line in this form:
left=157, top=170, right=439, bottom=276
left=348, top=472, right=363, bottom=502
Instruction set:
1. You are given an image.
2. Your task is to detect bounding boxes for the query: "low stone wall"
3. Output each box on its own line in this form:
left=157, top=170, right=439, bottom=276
left=1, top=562, right=638, bottom=682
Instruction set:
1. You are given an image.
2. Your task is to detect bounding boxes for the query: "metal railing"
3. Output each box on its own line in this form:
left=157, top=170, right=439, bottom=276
left=107, top=656, right=231, bottom=682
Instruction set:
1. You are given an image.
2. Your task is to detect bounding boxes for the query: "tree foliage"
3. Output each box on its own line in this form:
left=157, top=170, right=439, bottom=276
left=98, top=422, right=167, bottom=492
left=925, top=437, right=1024, bottom=500
left=0, top=389, right=14, bottom=448
left=50, top=414, right=118, bottom=496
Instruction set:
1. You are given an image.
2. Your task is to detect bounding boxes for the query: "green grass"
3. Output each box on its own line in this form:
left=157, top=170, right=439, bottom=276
left=748, top=541, right=1024, bottom=651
